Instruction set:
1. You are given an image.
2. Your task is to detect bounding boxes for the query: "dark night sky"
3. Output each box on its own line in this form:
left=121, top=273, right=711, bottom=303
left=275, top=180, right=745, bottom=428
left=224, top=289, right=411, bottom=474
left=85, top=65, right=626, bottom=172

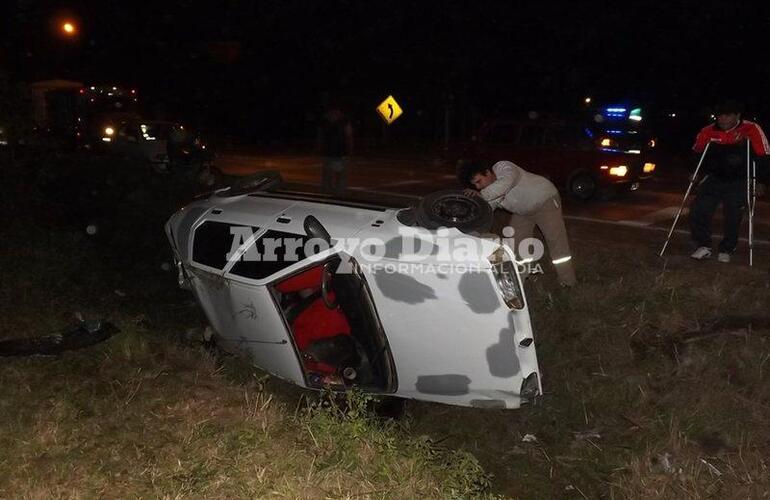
left=5, top=1, right=770, bottom=141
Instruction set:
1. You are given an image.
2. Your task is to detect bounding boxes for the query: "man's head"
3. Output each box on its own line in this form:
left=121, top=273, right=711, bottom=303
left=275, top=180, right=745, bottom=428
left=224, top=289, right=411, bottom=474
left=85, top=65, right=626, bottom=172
left=460, top=161, right=496, bottom=190
left=714, top=100, right=743, bottom=130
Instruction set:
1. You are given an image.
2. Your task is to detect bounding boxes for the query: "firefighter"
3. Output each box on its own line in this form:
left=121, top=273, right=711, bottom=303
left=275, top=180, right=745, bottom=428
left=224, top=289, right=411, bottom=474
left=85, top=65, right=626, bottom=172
left=462, top=160, right=577, bottom=287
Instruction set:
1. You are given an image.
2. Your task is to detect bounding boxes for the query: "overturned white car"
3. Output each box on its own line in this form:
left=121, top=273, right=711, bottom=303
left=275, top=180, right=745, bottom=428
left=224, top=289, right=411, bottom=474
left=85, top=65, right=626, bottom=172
left=165, top=173, right=541, bottom=409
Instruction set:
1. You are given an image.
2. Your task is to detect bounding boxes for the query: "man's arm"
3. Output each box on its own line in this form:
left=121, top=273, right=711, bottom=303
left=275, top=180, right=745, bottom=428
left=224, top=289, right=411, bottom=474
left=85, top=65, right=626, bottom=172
left=692, top=126, right=712, bottom=153
left=746, top=122, right=770, bottom=156
left=479, top=161, right=517, bottom=204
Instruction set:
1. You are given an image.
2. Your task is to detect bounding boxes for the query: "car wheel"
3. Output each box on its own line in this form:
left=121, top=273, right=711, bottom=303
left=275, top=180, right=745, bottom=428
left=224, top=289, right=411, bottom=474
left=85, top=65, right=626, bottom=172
left=217, top=170, right=283, bottom=197
left=568, top=173, right=597, bottom=200
left=415, top=189, right=493, bottom=233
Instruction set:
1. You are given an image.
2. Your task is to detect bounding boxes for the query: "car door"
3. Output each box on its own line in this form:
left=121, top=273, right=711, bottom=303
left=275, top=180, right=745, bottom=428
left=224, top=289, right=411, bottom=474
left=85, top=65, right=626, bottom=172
left=356, top=226, right=541, bottom=409
left=183, top=218, right=309, bottom=386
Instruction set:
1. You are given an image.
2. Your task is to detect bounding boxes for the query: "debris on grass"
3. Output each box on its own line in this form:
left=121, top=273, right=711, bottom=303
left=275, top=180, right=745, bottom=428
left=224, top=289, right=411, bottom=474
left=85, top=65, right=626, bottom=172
left=0, top=320, right=119, bottom=357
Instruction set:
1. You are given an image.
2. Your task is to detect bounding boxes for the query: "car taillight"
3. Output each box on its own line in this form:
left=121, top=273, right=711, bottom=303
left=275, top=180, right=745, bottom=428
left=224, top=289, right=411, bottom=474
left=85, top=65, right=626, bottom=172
left=488, top=247, right=524, bottom=310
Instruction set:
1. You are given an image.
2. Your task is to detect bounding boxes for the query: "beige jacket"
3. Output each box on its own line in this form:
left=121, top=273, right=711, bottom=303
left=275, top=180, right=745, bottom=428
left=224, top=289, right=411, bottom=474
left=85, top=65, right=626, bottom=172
left=480, top=161, right=559, bottom=215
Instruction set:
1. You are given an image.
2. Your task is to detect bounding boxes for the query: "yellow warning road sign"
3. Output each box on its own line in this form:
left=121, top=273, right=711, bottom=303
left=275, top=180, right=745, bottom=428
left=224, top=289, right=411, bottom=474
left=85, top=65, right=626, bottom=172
left=376, top=95, right=403, bottom=125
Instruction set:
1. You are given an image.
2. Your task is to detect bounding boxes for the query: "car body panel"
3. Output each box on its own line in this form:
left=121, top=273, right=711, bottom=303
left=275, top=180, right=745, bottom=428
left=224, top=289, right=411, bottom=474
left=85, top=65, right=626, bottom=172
left=187, top=268, right=306, bottom=385
left=355, top=222, right=539, bottom=408
left=166, top=187, right=541, bottom=409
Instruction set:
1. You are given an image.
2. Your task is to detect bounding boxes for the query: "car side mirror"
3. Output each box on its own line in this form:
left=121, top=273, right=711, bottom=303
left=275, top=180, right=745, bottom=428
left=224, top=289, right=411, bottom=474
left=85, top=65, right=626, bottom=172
left=304, top=215, right=331, bottom=244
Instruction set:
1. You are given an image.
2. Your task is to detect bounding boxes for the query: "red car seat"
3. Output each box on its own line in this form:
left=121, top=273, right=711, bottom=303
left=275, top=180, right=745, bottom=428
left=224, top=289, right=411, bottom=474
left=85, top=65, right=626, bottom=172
left=276, top=265, right=351, bottom=374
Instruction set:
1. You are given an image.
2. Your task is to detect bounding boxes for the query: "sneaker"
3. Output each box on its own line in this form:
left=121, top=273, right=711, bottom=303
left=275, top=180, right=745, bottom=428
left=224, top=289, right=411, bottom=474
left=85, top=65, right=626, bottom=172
left=717, top=252, right=731, bottom=263
left=690, top=247, right=712, bottom=260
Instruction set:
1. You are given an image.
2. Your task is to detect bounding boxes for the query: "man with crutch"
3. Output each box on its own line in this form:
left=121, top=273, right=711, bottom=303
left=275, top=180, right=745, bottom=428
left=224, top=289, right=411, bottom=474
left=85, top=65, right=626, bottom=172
left=686, top=100, right=769, bottom=263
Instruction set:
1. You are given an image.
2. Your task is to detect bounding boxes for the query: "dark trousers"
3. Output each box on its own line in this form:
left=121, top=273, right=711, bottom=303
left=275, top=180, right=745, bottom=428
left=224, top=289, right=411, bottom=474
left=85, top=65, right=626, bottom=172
left=689, top=176, right=747, bottom=253
left=321, top=157, right=348, bottom=194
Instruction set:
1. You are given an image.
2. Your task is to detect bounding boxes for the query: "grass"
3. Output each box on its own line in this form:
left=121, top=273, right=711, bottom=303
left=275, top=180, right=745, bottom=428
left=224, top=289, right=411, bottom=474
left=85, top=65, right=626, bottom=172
left=0, top=157, right=498, bottom=499
left=1, top=153, right=769, bottom=498
left=409, top=222, right=770, bottom=498
left=0, top=326, right=498, bottom=499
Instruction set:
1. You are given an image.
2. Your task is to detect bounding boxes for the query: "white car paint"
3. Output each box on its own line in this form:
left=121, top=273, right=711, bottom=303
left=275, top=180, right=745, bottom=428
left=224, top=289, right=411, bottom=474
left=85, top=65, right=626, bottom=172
left=166, top=187, right=541, bottom=409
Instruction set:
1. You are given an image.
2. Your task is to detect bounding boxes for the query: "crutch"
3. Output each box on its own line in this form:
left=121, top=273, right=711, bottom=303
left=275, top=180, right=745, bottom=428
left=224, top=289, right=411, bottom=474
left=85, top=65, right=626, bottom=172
left=746, top=139, right=756, bottom=267
left=659, top=141, right=712, bottom=257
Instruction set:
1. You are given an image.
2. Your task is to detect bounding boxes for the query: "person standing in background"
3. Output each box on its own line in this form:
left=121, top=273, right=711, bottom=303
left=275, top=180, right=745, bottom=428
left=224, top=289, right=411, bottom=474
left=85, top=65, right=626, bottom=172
left=318, top=104, right=354, bottom=194
left=689, top=100, right=769, bottom=263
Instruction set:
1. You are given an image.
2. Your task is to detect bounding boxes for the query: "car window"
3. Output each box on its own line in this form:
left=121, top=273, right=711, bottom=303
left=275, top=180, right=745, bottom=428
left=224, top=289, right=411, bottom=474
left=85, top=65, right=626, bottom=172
left=518, top=125, right=545, bottom=146
left=229, top=230, right=312, bottom=280
left=544, top=125, right=592, bottom=149
left=543, top=126, right=561, bottom=146
left=192, top=221, right=258, bottom=270
left=485, top=124, right=519, bottom=144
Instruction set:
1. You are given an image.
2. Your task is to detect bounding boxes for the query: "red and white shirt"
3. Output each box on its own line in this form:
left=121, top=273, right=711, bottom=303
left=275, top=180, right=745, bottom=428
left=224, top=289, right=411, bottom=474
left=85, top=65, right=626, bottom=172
left=693, top=120, right=770, bottom=156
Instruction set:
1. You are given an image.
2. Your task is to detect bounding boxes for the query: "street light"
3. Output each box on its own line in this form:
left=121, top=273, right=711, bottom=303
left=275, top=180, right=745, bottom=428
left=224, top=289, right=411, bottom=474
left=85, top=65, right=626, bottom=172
left=61, top=20, right=77, bottom=37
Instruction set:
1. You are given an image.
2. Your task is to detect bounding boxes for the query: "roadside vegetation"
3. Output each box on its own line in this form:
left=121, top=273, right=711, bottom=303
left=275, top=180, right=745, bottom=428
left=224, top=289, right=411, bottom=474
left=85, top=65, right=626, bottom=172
left=1, top=153, right=768, bottom=498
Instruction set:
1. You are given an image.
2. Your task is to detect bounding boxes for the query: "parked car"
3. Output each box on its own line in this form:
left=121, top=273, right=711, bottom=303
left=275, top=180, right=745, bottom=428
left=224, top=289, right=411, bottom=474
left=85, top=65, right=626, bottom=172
left=102, top=120, right=219, bottom=185
left=460, top=113, right=657, bottom=199
left=165, top=173, right=541, bottom=409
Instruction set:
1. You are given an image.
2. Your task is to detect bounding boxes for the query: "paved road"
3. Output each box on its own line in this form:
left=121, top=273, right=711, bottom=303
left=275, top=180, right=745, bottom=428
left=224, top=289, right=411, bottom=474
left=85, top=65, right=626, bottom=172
left=217, top=152, right=770, bottom=246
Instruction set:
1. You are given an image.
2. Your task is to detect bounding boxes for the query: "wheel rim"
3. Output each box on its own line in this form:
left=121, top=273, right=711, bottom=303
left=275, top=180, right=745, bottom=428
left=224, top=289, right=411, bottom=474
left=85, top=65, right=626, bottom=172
left=572, top=176, right=596, bottom=197
left=430, top=195, right=479, bottom=225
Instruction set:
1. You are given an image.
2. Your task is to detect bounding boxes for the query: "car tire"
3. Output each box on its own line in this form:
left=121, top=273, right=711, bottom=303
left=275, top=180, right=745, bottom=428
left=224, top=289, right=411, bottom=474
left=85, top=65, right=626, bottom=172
left=217, top=170, right=283, bottom=197
left=415, top=189, right=493, bottom=233
left=568, top=173, right=597, bottom=200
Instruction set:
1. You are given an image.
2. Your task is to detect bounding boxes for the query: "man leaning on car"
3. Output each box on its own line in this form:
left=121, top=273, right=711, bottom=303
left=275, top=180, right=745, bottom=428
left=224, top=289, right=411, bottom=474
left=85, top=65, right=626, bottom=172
left=462, top=160, right=577, bottom=287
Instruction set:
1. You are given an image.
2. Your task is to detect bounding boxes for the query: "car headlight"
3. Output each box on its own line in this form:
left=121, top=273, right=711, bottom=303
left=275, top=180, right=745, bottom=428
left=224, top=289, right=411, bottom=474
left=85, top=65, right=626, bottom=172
left=104, top=126, right=115, bottom=136
left=489, top=247, right=525, bottom=310
left=609, top=165, right=628, bottom=177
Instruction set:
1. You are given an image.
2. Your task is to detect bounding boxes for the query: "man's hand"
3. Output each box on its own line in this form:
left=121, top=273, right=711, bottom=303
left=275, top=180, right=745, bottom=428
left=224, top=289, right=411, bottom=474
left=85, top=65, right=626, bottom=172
left=463, top=188, right=480, bottom=197
left=755, top=183, right=766, bottom=197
